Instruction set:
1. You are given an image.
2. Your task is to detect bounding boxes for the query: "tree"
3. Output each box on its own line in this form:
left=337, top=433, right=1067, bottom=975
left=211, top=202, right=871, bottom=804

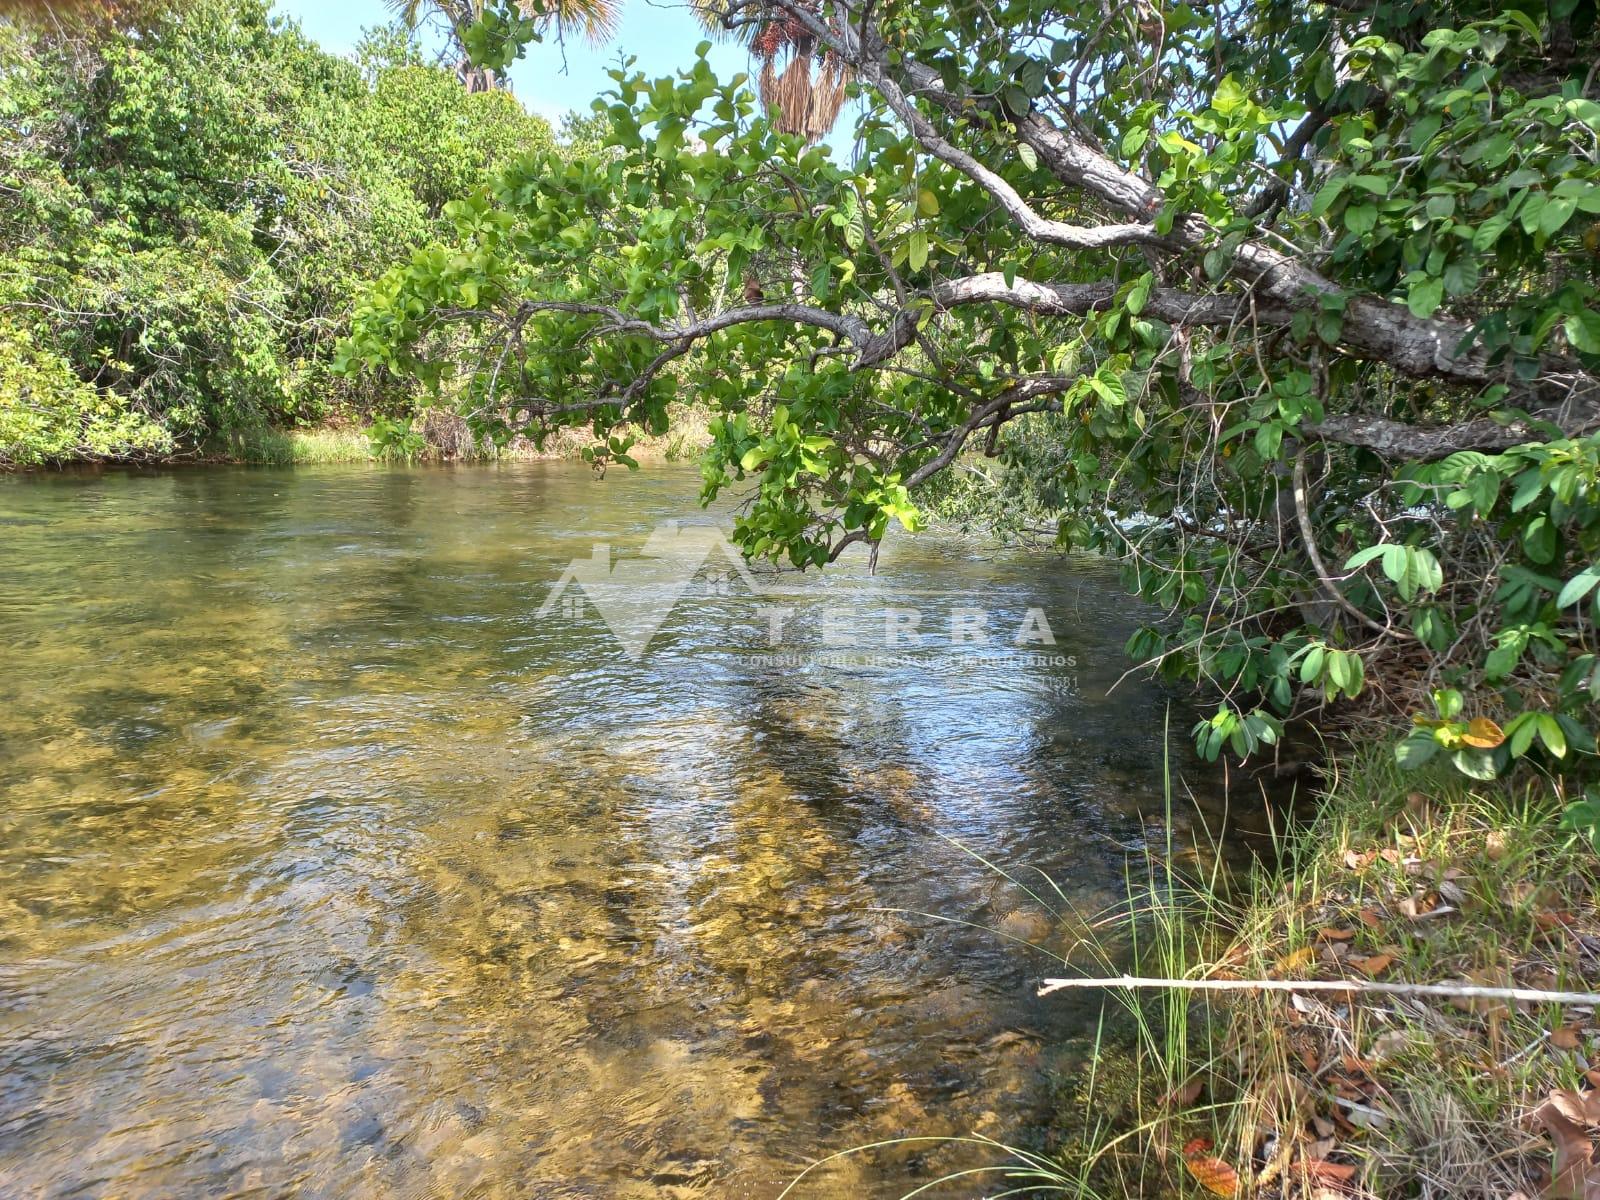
left=344, top=0, right=1600, bottom=786
left=387, top=0, right=619, bottom=92
left=0, top=0, right=553, bottom=463
left=697, top=0, right=849, bottom=140
left=398, top=0, right=850, bottom=139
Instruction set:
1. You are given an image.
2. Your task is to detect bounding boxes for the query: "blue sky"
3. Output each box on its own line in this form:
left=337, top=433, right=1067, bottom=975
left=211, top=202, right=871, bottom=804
left=271, top=0, right=751, bottom=130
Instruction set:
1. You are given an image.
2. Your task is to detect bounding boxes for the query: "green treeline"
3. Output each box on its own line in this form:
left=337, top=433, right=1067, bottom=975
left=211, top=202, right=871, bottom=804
left=0, top=1, right=557, bottom=466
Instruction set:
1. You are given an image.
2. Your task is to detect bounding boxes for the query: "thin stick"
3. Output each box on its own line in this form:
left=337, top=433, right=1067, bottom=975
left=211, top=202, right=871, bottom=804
left=1037, top=975, right=1600, bottom=1005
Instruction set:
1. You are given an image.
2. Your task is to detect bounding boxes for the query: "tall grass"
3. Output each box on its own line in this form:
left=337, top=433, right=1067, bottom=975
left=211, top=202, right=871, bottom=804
left=1045, top=748, right=1594, bottom=1200
left=214, top=403, right=716, bottom=467
left=218, top=427, right=380, bottom=465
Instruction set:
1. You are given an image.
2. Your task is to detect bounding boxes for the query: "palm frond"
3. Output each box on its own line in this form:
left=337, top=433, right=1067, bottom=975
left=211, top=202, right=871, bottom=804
left=520, top=0, right=621, bottom=46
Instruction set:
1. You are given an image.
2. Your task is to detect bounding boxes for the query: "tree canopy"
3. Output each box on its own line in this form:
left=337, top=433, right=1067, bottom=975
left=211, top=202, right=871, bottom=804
left=0, top=0, right=554, bottom=464
left=343, top=0, right=1594, bottom=797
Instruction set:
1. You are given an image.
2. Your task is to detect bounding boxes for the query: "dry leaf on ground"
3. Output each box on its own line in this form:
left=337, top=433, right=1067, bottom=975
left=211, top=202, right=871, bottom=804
left=1554, top=1026, right=1585, bottom=1051
left=1165, top=1076, right=1203, bottom=1107
left=1304, top=1157, right=1359, bottom=1183
left=1252, top=1071, right=1312, bottom=1129
left=1351, top=953, right=1395, bottom=978
left=1274, top=946, right=1317, bottom=976
left=1397, top=893, right=1455, bottom=920
left=1182, top=1137, right=1242, bottom=1197
left=1529, top=1088, right=1600, bottom=1199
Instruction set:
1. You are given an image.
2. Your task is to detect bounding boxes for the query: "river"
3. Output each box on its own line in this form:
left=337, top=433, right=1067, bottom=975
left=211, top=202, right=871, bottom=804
left=0, top=463, right=1231, bottom=1198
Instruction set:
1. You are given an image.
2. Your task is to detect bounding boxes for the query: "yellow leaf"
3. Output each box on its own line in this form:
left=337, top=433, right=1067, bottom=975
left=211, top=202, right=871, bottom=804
left=1272, top=946, right=1316, bottom=976
left=1183, top=1150, right=1241, bottom=1196
left=1461, top=716, right=1505, bottom=748
left=1353, top=952, right=1394, bottom=977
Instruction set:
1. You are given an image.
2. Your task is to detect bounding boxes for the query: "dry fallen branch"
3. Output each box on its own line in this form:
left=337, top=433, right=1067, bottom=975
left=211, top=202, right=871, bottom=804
left=1037, top=974, right=1600, bottom=1005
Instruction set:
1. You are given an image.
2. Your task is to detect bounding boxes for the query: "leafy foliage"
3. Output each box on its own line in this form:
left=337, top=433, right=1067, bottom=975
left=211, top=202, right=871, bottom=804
left=343, top=0, right=1599, bottom=782
left=0, top=1, right=553, bottom=465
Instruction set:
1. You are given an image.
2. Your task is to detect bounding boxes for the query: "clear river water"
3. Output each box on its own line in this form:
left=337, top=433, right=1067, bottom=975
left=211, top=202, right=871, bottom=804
left=0, top=463, right=1234, bottom=1198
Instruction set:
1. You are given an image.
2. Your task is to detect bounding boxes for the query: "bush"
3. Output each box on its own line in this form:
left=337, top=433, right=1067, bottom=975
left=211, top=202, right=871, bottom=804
left=0, top=320, right=169, bottom=465
left=0, top=1, right=553, bottom=464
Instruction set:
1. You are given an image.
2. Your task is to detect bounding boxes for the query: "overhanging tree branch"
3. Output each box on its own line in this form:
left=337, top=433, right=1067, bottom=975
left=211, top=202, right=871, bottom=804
left=765, top=5, right=1600, bottom=425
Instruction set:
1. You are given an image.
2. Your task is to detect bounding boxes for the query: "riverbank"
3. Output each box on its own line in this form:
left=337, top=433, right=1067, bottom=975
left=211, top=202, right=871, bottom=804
left=1045, top=746, right=1597, bottom=1199
left=0, top=406, right=717, bottom=471
left=212, top=406, right=716, bottom=467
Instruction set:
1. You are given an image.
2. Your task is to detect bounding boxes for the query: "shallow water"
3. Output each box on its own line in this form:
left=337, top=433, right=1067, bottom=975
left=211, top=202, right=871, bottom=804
left=0, top=463, right=1229, bottom=1198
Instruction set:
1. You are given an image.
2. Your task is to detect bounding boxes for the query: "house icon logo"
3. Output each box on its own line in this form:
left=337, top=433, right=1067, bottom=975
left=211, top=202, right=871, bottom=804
left=536, top=522, right=765, bottom=659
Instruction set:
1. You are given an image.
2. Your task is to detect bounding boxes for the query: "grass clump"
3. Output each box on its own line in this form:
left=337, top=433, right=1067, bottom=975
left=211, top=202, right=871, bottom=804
left=219, top=427, right=380, bottom=465
left=1055, top=746, right=1600, bottom=1200
left=207, top=403, right=716, bottom=469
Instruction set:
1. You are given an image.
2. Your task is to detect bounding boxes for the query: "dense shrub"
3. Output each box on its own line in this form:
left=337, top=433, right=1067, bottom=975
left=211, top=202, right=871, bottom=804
left=0, top=0, right=553, bottom=464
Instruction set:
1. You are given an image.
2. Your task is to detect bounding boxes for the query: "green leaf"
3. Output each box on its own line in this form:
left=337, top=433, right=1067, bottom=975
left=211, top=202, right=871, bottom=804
left=1485, top=643, right=1521, bottom=680
left=1523, top=515, right=1558, bottom=564
left=1410, top=115, right=1442, bottom=151
left=1565, top=309, right=1600, bottom=354
left=1396, top=732, right=1439, bottom=769
left=1472, top=213, right=1511, bottom=251
left=1212, top=74, right=1248, bottom=117
left=1441, top=258, right=1478, bottom=297
left=1558, top=565, right=1600, bottom=609
left=1089, top=369, right=1127, bottom=407
left=1255, top=421, right=1282, bottom=459
left=1538, top=714, right=1569, bottom=758
left=1310, top=177, right=1345, bottom=218
left=1380, top=544, right=1410, bottom=596
left=1539, top=196, right=1576, bottom=237
left=843, top=210, right=865, bottom=252
left=1017, top=142, right=1038, bottom=171
left=1451, top=748, right=1499, bottom=780
left=907, top=231, right=929, bottom=272
left=1344, top=544, right=1389, bottom=571
left=1344, top=204, right=1378, bottom=236
left=1570, top=98, right=1600, bottom=131
left=1406, top=276, right=1445, bottom=319
left=1327, top=649, right=1350, bottom=691
left=1126, top=272, right=1152, bottom=316
left=1507, top=712, right=1539, bottom=758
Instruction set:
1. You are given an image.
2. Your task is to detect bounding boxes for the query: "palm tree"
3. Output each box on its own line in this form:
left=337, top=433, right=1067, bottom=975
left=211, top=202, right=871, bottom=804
left=387, top=0, right=620, bottom=92
left=743, top=8, right=850, bottom=141
left=392, top=0, right=847, bottom=140
left=696, top=0, right=848, bottom=141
